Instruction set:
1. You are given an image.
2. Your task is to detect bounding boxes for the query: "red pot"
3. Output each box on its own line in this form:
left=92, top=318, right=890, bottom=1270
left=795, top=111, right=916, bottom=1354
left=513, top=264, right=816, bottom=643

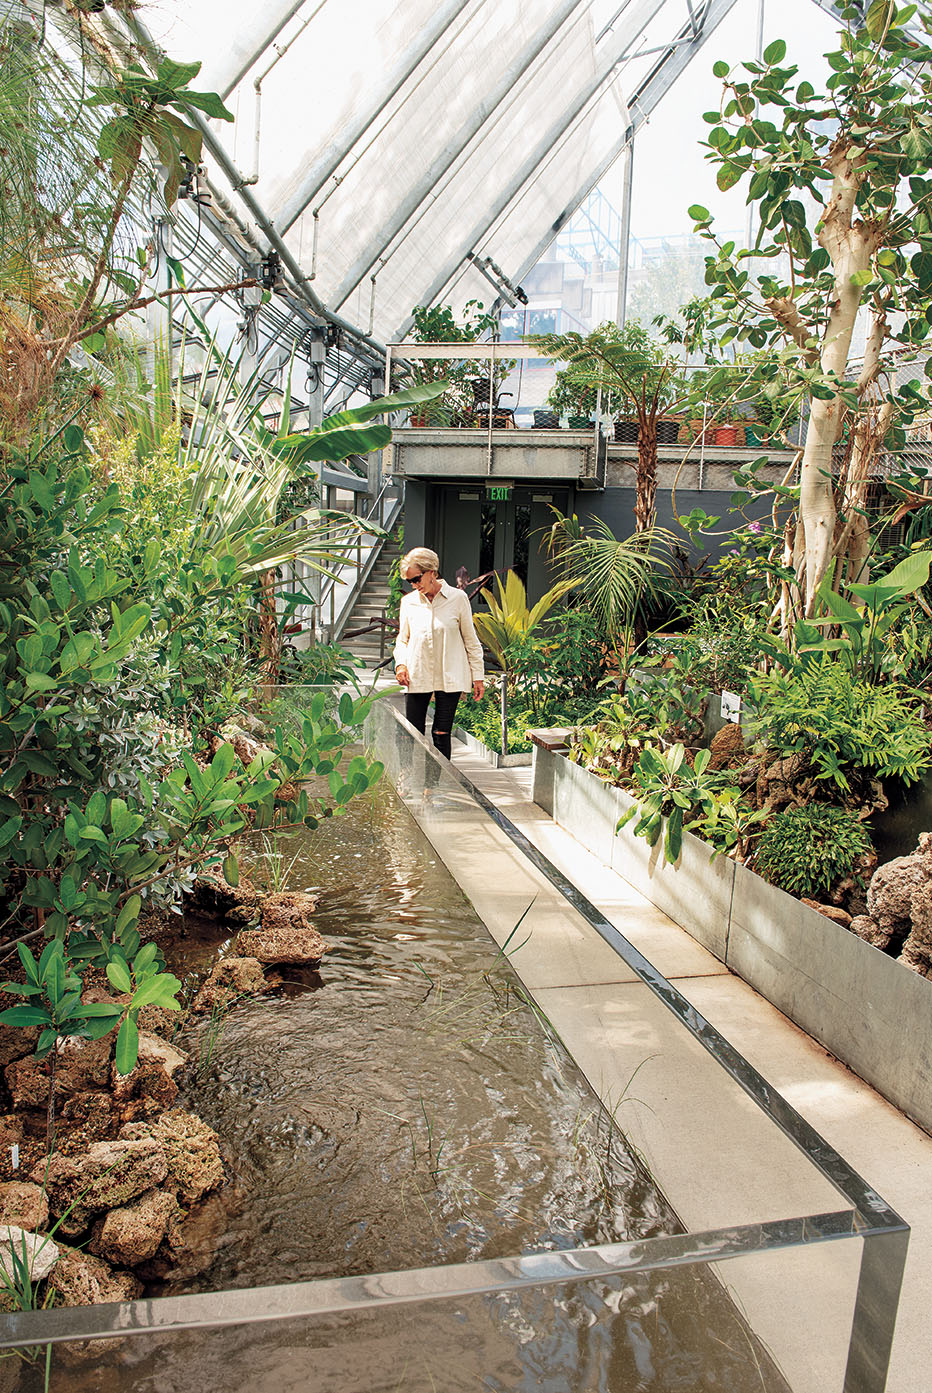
left=714, top=425, right=738, bottom=446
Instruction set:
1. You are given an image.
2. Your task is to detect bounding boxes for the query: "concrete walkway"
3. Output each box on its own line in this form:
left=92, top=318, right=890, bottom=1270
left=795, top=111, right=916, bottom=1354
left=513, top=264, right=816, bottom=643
left=440, top=746, right=932, bottom=1393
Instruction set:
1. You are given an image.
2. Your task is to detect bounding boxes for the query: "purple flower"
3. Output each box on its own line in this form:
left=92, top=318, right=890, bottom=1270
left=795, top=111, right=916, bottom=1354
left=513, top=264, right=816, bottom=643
left=748, top=521, right=762, bottom=534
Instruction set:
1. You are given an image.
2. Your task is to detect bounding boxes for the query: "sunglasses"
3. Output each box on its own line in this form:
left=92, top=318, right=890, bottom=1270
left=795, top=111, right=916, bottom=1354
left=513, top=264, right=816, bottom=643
left=407, top=572, right=428, bottom=585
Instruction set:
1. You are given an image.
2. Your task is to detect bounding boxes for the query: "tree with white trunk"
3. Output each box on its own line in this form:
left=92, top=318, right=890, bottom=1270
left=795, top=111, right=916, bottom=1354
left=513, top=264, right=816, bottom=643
left=691, top=0, right=932, bottom=617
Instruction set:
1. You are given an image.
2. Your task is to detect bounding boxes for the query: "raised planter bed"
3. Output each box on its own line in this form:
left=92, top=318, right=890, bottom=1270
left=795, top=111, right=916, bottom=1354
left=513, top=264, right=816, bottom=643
left=530, top=738, right=932, bottom=1134
left=453, top=725, right=532, bottom=768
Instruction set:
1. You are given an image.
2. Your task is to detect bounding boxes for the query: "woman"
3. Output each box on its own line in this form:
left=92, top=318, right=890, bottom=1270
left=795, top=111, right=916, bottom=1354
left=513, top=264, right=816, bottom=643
left=393, top=547, right=485, bottom=759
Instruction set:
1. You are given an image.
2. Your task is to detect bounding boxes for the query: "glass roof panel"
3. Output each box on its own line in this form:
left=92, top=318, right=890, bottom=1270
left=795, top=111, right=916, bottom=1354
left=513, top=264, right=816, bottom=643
left=140, top=0, right=712, bottom=340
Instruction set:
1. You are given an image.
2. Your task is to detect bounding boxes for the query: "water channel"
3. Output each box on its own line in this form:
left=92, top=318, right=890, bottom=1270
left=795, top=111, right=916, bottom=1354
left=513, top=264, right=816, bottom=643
left=45, top=765, right=791, bottom=1393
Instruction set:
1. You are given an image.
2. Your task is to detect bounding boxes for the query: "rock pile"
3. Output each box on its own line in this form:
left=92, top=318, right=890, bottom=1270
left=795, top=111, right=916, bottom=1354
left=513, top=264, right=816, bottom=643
left=849, top=832, right=932, bottom=975
left=0, top=1011, right=227, bottom=1365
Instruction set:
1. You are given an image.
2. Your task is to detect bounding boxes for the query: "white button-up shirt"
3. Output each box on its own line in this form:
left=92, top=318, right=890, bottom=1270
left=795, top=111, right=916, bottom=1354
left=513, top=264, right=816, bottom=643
left=393, top=580, right=485, bottom=693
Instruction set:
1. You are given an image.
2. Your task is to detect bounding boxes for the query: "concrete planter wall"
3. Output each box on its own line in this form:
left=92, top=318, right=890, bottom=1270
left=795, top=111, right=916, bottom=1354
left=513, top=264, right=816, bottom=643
left=453, top=726, right=532, bottom=769
left=536, top=743, right=932, bottom=1133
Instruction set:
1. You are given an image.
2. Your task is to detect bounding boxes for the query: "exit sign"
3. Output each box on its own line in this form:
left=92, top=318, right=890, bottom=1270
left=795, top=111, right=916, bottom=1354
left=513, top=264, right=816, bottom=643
left=486, top=484, right=512, bottom=501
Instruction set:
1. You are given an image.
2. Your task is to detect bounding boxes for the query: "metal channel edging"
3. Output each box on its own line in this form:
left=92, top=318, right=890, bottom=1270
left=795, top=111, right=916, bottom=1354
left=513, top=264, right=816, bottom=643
left=0, top=1211, right=860, bottom=1348
left=375, top=703, right=905, bottom=1236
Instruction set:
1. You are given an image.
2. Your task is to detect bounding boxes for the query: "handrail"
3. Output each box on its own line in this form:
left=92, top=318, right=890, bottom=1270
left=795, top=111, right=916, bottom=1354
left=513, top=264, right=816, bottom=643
left=314, top=480, right=403, bottom=641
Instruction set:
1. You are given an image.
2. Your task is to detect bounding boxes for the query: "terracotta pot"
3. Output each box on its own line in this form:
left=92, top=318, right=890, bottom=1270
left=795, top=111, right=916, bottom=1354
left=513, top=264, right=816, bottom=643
left=714, top=425, right=738, bottom=446
left=689, top=419, right=715, bottom=445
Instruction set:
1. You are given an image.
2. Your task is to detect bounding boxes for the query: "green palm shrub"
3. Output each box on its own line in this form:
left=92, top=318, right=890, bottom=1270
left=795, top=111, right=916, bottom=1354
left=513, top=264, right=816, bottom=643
left=754, top=805, right=873, bottom=899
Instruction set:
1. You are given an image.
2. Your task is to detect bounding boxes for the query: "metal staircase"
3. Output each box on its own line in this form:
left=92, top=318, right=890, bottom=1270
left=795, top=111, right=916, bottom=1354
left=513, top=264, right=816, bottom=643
left=338, top=537, right=402, bottom=671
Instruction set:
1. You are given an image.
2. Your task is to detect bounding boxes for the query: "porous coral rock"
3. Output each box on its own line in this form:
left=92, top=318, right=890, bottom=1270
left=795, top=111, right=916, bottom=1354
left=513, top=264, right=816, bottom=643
left=0, top=1181, right=48, bottom=1231
left=5, top=1034, right=112, bottom=1110
left=0, top=1116, right=24, bottom=1156
left=88, top=1187, right=181, bottom=1267
left=707, top=722, right=745, bottom=771
left=111, top=1032, right=188, bottom=1123
left=0, top=1226, right=58, bottom=1284
left=59, top=1091, right=117, bottom=1147
left=51, top=1247, right=142, bottom=1306
left=34, top=1137, right=167, bottom=1236
left=899, top=876, right=932, bottom=977
left=0, top=1025, right=38, bottom=1072
left=137, top=1191, right=228, bottom=1282
left=849, top=915, right=893, bottom=950
left=50, top=1249, right=143, bottom=1366
left=867, top=852, right=928, bottom=935
left=187, top=868, right=261, bottom=925
left=192, top=956, right=268, bottom=1013
left=120, top=1110, right=223, bottom=1205
left=237, top=892, right=326, bottom=966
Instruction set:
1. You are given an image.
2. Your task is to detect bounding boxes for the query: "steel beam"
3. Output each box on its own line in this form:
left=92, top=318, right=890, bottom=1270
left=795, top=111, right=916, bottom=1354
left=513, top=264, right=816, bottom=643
left=330, top=0, right=587, bottom=312
left=275, top=0, right=476, bottom=235
left=422, top=0, right=740, bottom=335
left=614, top=137, right=635, bottom=327
left=391, top=0, right=667, bottom=339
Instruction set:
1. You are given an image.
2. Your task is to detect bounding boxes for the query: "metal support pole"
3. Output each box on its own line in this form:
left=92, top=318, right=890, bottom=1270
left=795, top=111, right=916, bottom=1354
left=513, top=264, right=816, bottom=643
left=843, top=1226, right=909, bottom=1393
left=500, top=675, right=508, bottom=759
left=614, top=134, right=635, bottom=328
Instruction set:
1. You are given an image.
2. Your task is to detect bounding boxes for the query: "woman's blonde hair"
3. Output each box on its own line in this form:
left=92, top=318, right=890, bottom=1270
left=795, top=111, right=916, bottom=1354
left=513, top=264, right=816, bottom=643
left=401, top=547, right=440, bottom=576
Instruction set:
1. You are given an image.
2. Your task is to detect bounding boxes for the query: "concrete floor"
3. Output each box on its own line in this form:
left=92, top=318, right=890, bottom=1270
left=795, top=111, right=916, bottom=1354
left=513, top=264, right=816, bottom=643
left=404, top=743, right=932, bottom=1393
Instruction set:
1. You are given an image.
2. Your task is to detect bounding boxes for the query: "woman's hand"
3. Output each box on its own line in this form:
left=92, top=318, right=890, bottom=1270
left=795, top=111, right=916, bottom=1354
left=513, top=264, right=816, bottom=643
left=395, top=665, right=410, bottom=687
left=472, top=679, right=485, bottom=700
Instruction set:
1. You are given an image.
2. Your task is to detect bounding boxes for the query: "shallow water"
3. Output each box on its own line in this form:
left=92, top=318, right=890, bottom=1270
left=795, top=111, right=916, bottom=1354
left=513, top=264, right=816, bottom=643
left=42, top=775, right=789, bottom=1393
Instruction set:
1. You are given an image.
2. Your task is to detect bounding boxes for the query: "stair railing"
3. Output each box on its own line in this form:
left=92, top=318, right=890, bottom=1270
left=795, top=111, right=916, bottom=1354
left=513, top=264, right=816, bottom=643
left=314, top=481, right=403, bottom=641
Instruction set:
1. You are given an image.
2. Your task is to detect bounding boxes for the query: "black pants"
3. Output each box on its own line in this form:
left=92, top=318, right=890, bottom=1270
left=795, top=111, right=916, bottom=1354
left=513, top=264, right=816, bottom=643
left=405, top=690, right=462, bottom=760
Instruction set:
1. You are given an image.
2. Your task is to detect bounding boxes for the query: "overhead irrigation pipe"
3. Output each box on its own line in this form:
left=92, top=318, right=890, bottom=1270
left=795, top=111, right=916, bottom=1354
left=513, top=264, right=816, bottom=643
left=244, top=0, right=328, bottom=187
left=118, top=11, right=390, bottom=366
left=217, top=0, right=314, bottom=101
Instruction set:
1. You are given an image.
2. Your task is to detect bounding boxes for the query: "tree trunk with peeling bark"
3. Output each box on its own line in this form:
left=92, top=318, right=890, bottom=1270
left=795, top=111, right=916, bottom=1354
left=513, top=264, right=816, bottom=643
left=695, top=7, right=932, bottom=617
left=796, top=141, right=878, bottom=612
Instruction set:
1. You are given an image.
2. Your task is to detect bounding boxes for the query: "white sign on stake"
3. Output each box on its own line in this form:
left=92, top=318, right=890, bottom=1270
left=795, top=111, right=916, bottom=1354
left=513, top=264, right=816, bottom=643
left=721, top=691, right=742, bottom=724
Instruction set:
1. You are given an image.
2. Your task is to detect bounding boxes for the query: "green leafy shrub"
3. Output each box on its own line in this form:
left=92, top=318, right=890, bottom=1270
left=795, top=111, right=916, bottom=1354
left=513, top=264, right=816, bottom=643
left=754, top=805, right=873, bottom=898
left=280, top=641, right=363, bottom=689
left=750, top=661, right=931, bottom=789
left=665, top=596, right=766, bottom=694
left=617, top=744, right=735, bottom=864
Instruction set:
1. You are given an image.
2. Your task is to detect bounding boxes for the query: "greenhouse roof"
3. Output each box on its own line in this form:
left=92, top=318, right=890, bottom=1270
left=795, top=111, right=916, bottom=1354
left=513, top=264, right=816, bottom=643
left=121, top=0, right=769, bottom=347
left=34, top=0, right=857, bottom=393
